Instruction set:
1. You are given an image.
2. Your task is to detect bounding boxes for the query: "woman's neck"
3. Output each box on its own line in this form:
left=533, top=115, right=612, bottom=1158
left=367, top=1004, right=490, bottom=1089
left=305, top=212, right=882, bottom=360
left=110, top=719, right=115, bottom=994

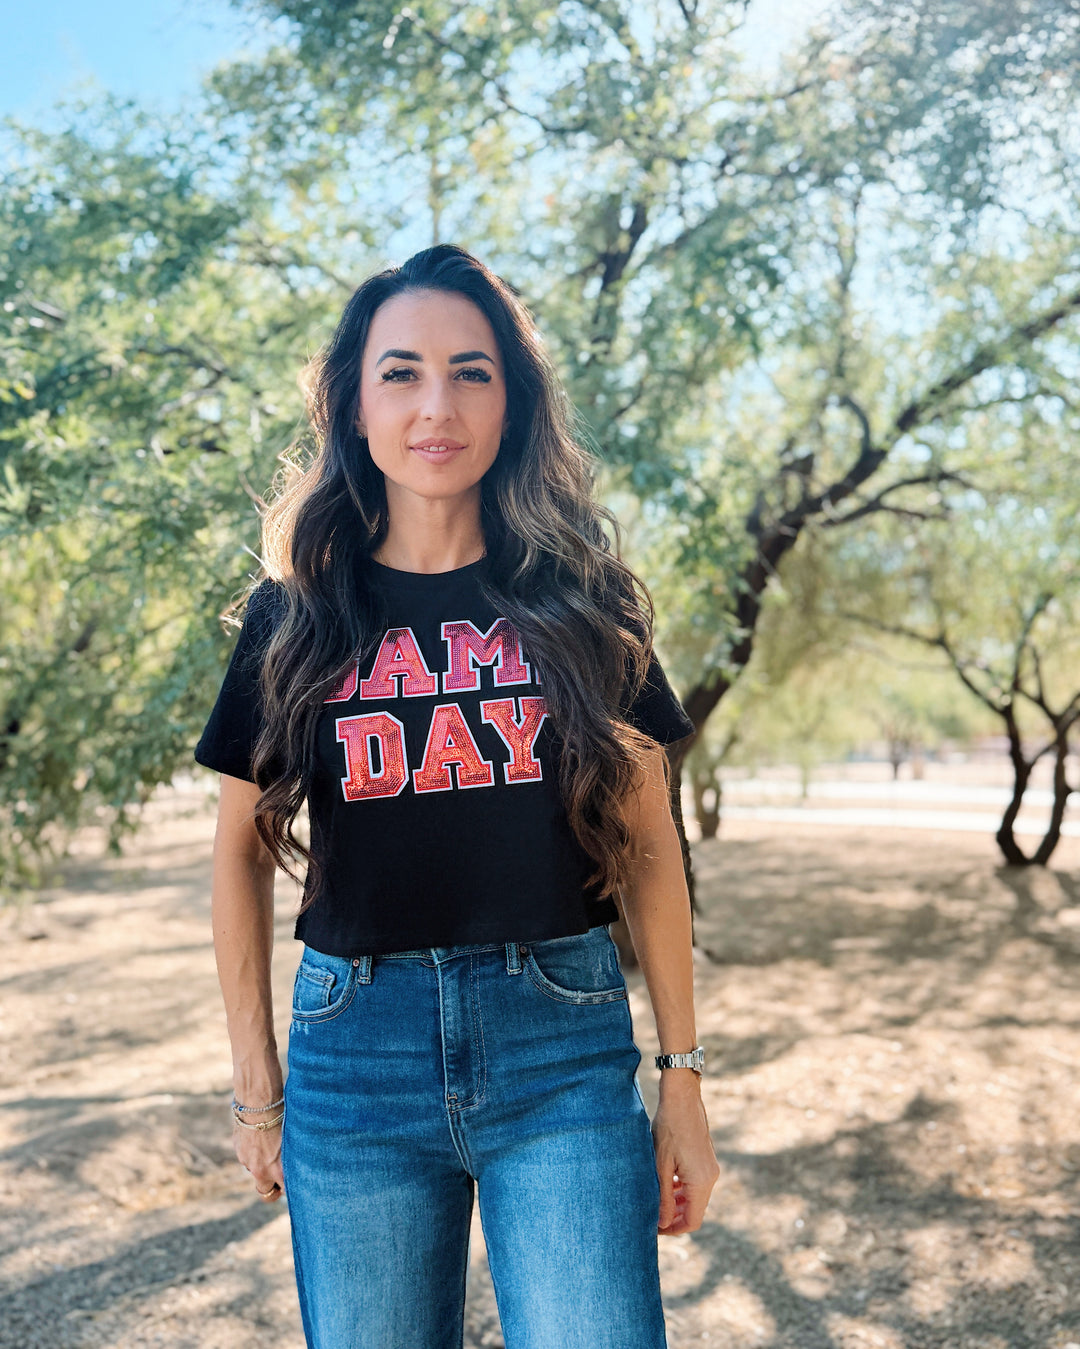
left=372, top=496, right=486, bottom=575
left=371, top=541, right=486, bottom=574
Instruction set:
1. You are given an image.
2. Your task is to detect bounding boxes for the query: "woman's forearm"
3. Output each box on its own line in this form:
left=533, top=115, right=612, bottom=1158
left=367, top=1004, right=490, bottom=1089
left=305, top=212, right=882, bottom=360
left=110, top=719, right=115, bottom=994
left=211, top=778, right=282, bottom=1102
left=621, top=746, right=720, bottom=1234
left=619, top=869, right=697, bottom=1055
left=619, top=815, right=698, bottom=1054
left=618, top=748, right=700, bottom=1090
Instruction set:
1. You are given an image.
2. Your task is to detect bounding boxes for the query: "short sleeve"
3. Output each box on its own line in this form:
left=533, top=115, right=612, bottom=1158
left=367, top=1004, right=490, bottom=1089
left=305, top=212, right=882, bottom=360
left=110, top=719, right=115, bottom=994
left=193, top=580, right=285, bottom=783
left=624, top=650, right=695, bottom=745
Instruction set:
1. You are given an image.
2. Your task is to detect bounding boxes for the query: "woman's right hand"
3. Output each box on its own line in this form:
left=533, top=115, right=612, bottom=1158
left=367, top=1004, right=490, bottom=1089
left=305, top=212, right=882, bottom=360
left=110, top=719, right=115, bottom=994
left=232, top=1111, right=285, bottom=1202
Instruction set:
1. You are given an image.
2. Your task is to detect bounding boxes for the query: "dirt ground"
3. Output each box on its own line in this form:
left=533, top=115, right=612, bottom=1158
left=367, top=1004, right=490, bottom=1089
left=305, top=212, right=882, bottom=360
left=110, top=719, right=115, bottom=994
left=2, top=782, right=1079, bottom=1349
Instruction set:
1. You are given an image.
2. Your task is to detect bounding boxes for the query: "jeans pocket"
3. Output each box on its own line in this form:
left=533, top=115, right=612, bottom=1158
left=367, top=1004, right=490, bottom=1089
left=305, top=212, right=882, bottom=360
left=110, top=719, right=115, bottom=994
left=522, top=927, right=628, bottom=1004
left=291, top=950, right=358, bottom=1023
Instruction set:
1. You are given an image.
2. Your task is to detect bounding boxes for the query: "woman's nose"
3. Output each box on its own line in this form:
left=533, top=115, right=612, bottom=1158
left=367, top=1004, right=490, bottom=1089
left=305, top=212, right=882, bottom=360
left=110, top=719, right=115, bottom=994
left=418, top=376, right=455, bottom=420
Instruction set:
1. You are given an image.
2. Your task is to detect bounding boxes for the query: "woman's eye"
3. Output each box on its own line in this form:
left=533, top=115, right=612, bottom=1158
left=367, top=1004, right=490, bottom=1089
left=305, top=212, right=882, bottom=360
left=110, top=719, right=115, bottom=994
left=378, top=366, right=492, bottom=384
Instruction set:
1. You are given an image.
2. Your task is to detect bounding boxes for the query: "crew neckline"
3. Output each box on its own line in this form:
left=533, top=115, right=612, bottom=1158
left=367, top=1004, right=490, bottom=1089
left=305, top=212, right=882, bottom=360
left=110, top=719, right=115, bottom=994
left=365, top=554, right=487, bottom=589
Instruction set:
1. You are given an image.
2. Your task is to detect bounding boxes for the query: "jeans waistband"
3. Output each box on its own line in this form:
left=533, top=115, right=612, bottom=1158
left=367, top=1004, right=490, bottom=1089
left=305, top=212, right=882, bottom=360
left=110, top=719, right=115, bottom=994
left=379, top=940, right=524, bottom=960
left=351, top=941, right=526, bottom=983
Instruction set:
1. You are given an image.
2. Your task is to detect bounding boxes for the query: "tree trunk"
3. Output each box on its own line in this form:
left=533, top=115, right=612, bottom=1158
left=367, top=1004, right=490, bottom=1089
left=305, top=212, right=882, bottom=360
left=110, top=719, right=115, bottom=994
left=995, top=707, right=1032, bottom=866
left=1032, top=730, right=1072, bottom=866
left=691, top=761, right=721, bottom=841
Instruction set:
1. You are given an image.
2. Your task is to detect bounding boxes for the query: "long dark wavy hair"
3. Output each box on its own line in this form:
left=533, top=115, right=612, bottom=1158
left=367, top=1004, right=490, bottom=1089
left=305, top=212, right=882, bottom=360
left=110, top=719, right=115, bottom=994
left=248, top=243, right=661, bottom=910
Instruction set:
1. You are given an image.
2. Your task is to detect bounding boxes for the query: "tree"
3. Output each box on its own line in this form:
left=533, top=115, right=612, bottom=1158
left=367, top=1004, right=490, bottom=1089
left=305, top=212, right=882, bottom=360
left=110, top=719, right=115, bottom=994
left=836, top=463, right=1080, bottom=865
left=211, top=0, right=1080, bottom=724
left=6, top=0, right=1080, bottom=903
left=673, top=528, right=989, bottom=847
left=0, top=100, right=336, bottom=893
left=211, top=3, right=1080, bottom=906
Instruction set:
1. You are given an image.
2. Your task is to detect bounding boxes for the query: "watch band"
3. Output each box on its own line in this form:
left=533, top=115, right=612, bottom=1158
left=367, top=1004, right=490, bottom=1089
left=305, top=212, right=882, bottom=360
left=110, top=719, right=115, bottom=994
left=654, top=1046, right=705, bottom=1075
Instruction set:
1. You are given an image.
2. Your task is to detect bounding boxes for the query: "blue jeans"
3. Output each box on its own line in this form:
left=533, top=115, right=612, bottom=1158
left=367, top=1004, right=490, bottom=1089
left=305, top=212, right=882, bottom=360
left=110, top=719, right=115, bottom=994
left=281, top=924, right=668, bottom=1349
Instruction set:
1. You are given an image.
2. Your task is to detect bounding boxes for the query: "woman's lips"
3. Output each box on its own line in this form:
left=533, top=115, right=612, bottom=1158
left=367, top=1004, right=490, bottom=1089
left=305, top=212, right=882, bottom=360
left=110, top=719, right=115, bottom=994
left=409, top=441, right=466, bottom=463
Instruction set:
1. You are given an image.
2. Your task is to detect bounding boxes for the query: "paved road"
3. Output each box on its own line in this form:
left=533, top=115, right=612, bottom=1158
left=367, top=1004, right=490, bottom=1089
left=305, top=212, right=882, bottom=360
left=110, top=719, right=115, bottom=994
left=713, top=775, right=1079, bottom=836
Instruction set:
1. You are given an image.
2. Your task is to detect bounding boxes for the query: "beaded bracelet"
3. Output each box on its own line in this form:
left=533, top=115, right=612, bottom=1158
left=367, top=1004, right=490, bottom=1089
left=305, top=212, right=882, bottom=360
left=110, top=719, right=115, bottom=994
left=231, top=1094, right=285, bottom=1115
left=232, top=1109, right=285, bottom=1132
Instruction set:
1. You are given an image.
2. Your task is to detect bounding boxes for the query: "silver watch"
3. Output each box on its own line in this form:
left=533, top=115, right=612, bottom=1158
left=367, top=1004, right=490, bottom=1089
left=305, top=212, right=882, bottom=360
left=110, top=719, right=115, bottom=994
left=654, top=1046, right=704, bottom=1075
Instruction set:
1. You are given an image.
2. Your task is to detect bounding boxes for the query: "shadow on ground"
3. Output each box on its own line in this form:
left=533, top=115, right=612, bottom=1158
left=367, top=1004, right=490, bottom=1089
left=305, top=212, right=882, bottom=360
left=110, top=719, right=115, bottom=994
left=2, top=792, right=1079, bottom=1347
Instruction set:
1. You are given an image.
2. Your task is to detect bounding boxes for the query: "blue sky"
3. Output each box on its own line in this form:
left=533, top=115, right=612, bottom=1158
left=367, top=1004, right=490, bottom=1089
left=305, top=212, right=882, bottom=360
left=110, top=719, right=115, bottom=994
left=0, top=0, right=829, bottom=126
left=0, top=0, right=273, bottom=124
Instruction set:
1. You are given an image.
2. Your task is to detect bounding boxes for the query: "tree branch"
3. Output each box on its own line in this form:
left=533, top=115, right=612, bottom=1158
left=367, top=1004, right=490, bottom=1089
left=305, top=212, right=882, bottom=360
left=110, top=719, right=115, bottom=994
left=837, top=610, right=1008, bottom=715
left=1010, top=593, right=1052, bottom=698
left=894, top=283, right=1080, bottom=436
left=775, top=278, right=1080, bottom=535
left=820, top=469, right=975, bottom=526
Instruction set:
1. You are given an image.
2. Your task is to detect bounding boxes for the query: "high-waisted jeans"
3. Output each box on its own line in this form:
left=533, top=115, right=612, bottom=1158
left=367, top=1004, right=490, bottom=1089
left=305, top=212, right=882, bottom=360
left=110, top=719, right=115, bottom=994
left=281, top=923, right=668, bottom=1349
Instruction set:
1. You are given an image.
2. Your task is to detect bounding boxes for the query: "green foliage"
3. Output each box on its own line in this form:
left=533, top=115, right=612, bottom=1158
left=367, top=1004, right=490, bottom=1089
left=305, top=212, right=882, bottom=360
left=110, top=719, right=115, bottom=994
left=0, top=98, right=343, bottom=895
left=216, top=0, right=1080, bottom=698
left=5, top=0, right=1080, bottom=889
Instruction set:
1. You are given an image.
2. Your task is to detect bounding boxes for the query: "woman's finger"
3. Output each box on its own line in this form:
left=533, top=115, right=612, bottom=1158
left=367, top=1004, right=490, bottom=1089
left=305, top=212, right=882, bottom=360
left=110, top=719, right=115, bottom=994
left=251, top=1158, right=285, bottom=1201
left=673, top=1179, right=712, bottom=1232
left=654, top=1148, right=678, bottom=1231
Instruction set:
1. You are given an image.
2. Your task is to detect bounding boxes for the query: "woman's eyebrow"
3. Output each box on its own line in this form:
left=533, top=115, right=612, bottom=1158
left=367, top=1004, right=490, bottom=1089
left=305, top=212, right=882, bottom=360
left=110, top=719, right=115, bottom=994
left=449, top=350, right=494, bottom=365
left=376, top=348, right=421, bottom=365
left=374, top=348, right=495, bottom=366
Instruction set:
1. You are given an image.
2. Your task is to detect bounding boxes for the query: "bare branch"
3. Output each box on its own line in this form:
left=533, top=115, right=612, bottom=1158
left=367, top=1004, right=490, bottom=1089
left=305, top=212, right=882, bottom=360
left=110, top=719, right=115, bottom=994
left=1010, top=594, right=1052, bottom=696
left=837, top=610, right=1007, bottom=714
left=774, top=393, right=887, bottom=528
left=490, top=78, right=590, bottom=137
left=1031, top=643, right=1047, bottom=708
left=237, top=469, right=267, bottom=512
left=134, top=340, right=227, bottom=379
left=844, top=633, right=968, bottom=676
left=1016, top=681, right=1080, bottom=730
left=820, top=469, right=975, bottom=526
left=774, top=281, right=1080, bottom=539
left=894, top=282, right=1080, bottom=436
left=829, top=502, right=951, bottom=525
left=28, top=297, right=67, bottom=323
left=597, top=199, right=649, bottom=295
left=941, top=384, right=1078, bottom=417
left=610, top=385, right=646, bottom=420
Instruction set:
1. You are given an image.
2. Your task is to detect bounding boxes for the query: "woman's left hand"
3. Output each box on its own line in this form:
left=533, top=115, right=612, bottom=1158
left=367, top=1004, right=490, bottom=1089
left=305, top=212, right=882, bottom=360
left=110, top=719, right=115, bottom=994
left=651, top=1077, right=721, bottom=1235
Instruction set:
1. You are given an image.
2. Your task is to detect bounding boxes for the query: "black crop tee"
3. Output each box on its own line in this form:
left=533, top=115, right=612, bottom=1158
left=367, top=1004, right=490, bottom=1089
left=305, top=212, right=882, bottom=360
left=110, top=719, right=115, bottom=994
left=193, top=557, right=695, bottom=957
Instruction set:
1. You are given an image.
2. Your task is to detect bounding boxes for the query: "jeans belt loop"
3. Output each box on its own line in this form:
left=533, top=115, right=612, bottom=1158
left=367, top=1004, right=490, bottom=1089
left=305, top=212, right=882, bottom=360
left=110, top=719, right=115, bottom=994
left=504, top=941, right=523, bottom=976
left=355, top=954, right=373, bottom=984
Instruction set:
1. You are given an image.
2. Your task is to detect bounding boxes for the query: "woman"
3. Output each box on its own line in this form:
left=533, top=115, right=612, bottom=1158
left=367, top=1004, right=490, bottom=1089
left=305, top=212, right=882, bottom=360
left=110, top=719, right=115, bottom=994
left=195, top=244, right=719, bottom=1349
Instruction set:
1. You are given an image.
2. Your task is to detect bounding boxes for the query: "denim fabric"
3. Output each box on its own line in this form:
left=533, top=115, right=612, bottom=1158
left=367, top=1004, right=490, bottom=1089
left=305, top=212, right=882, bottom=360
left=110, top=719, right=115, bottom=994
left=281, top=924, right=668, bottom=1349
